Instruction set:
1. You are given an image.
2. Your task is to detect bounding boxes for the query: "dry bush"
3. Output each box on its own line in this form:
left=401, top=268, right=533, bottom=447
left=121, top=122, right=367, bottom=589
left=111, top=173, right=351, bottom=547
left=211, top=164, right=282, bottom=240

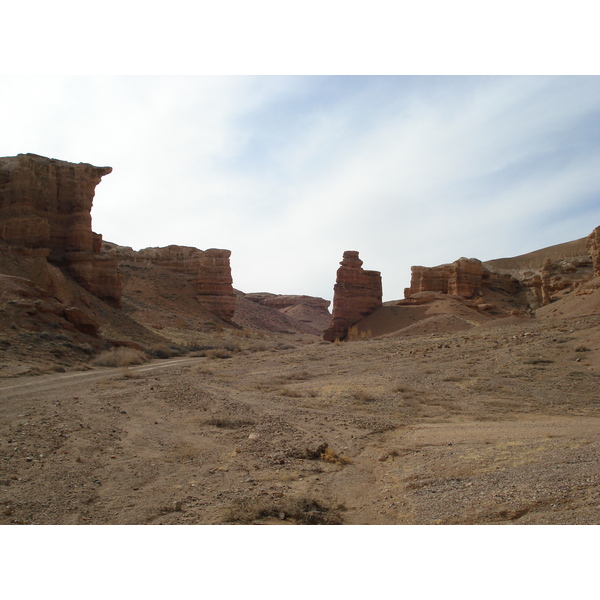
left=205, top=348, right=233, bottom=359
left=347, top=326, right=372, bottom=341
left=226, top=496, right=344, bottom=524
left=292, top=442, right=352, bottom=465
left=145, top=344, right=184, bottom=359
left=351, top=387, right=379, bottom=403
left=280, top=388, right=302, bottom=398
left=92, top=347, right=149, bottom=367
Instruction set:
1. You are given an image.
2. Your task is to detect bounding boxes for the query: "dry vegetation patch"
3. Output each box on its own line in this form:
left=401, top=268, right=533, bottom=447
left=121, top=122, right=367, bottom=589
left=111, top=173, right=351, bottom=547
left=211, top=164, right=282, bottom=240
left=91, top=347, right=149, bottom=367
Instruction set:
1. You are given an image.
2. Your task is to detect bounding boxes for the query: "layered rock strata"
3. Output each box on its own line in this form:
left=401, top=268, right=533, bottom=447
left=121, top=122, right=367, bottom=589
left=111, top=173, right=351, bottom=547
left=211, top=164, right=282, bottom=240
left=406, top=258, right=521, bottom=300
left=105, top=243, right=236, bottom=322
left=0, top=153, right=121, bottom=306
left=323, top=251, right=382, bottom=342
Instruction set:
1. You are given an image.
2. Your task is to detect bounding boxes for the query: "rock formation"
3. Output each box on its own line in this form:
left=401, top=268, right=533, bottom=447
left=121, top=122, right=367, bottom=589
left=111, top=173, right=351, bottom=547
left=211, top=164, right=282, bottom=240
left=197, top=249, right=236, bottom=322
left=0, top=153, right=121, bottom=306
left=104, top=243, right=236, bottom=322
left=323, top=251, right=382, bottom=342
left=405, top=257, right=521, bottom=299
left=587, top=226, right=600, bottom=276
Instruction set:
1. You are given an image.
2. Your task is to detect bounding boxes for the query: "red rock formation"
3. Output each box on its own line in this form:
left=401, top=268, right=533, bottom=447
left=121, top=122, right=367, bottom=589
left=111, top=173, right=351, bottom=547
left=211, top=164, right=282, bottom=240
left=197, top=249, right=236, bottom=322
left=108, top=243, right=236, bottom=322
left=405, top=257, right=521, bottom=299
left=587, top=226, right=600, bottom=276
left=323, top=251, right=382, bottom=342
left=0, top=153, right=121, bottom=306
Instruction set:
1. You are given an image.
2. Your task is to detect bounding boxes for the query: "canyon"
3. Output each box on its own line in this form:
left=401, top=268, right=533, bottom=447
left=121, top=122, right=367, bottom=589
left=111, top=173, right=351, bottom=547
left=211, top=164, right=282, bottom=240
left=1, top=153, right=598, bottom=526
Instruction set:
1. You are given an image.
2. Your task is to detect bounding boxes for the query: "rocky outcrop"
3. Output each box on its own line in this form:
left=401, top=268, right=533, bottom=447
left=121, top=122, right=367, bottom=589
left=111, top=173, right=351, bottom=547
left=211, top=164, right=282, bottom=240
left=587, top=226, right=600, bottom=276
left=197, top=249, right=236, bottom=322
left=106, top=243, right=236, bottom=322
left=0, top=153, right=121, bottom=306
left=406, top=258, right=521, bottom=300
left=323, top=251, right=382, bottom=342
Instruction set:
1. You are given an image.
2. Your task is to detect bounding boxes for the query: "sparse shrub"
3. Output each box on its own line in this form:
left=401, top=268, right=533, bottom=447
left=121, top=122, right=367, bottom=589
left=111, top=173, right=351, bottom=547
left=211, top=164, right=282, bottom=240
left=92, top=347, right=149, bottom=367
left=226, top=496, right=344, bottom=524
left=280, top=388, right=302, bottom=398
left=205, top=417, right=254, bottom=429
left=575, top=346, right=591, bottom=352
left=351, top=387, right=378, bottom=403
left=347, top=326, right=372, bottom=341
left=204, top=348, right=233, bottom=359
left=292, top=443, right=352, bottom=465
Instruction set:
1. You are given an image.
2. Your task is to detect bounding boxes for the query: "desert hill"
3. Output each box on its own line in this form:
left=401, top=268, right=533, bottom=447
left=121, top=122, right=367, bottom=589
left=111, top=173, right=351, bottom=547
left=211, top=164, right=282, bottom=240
left=484, top=237, right=590, bottom=274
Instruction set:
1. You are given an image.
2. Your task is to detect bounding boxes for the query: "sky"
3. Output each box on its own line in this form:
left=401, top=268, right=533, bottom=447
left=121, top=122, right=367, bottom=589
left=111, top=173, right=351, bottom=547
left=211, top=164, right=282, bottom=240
left=1, top=74, right=599, bottom=302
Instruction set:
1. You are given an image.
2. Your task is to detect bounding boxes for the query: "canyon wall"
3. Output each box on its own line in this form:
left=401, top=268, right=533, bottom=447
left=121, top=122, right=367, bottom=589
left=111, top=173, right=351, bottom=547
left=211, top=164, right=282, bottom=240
left=323, top=251, right=382, bottom=342
left=405, top=257, right=521, bottom=299
left=106, top=243, right=236, bottom=322
left=0, top=153, right=121, bottom=306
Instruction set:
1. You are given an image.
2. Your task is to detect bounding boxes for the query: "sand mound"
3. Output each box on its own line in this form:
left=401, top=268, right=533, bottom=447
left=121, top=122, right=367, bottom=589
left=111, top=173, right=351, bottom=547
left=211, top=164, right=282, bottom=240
left=383, top=313, right=475, bottom=337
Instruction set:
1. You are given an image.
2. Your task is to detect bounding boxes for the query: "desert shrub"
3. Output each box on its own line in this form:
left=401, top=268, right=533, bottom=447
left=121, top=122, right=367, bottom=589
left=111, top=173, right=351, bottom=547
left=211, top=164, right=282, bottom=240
left=145, top=344, right=186, bottom=359
left=280, top=388, right=302, bottom=398
left=92, top=347, right=149, bottom=367
left=574, top=346, right=591, bottom=352
left=347, top=326, right=372, bottom=341
left=205, top=417, right=255, bottom=429
left=226, top=496, right=344, bottom=525
left=351, top=387, right=379, bottom=403
left=204, top=348, right=233, bottom=359
left=292, top=442, right=351, bottom=465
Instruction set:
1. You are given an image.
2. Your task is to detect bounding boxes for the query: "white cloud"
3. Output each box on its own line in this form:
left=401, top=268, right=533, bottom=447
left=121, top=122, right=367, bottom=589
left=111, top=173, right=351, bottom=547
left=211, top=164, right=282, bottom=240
left=1, top=75, right=599, bottom=302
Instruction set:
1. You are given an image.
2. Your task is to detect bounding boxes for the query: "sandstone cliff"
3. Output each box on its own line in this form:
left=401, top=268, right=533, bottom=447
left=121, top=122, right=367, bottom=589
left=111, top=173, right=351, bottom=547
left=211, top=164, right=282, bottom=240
left=323, top=251, right=382, bottom=342
left=405, top=228, right=598, bottom=311
left=0, top=153, right=121, bottom=306
left=406, top=258, right=521, bottom=300
left=104, top=243, right=236, bottom=323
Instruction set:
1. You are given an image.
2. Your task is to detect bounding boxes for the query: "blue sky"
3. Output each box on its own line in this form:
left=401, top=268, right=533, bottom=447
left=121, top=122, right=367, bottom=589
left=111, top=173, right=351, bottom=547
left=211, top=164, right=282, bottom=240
left=1, top=75, right=599, bottom=301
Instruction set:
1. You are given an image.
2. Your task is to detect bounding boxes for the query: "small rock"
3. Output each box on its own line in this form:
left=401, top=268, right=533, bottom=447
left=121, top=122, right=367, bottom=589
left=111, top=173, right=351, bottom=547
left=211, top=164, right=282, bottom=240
left=4, top=508, right=13, bottom=516
left=173, top=501, right=182, bottom=512
left=248, top=433, right=260, bottom=440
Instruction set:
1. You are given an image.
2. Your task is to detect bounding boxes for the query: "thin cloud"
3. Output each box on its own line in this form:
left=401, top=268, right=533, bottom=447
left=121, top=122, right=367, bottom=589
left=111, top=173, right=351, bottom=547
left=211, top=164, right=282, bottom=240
left=1, top=76, right=598, bottom=301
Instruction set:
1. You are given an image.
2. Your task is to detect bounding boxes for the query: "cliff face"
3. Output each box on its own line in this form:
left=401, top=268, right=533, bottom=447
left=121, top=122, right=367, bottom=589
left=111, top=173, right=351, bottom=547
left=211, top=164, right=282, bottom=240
left=323, top=251, right=382, bottom=342
left=405, top=228, right=599, bottom=310
left=105, top=244, right=236, bottom=322
left=406, top=258, right=521, bottom=300
left=0, top=153, right=121, bottom=306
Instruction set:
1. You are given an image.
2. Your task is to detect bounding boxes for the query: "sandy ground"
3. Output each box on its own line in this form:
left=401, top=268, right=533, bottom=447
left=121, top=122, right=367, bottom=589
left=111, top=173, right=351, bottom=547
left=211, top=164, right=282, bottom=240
left=1, top=314, right=598, bottom=525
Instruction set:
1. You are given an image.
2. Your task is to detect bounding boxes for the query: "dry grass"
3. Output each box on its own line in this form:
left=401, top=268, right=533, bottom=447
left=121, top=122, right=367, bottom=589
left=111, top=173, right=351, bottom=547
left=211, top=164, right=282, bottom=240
left=92, top=347, right=149, bottom=367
